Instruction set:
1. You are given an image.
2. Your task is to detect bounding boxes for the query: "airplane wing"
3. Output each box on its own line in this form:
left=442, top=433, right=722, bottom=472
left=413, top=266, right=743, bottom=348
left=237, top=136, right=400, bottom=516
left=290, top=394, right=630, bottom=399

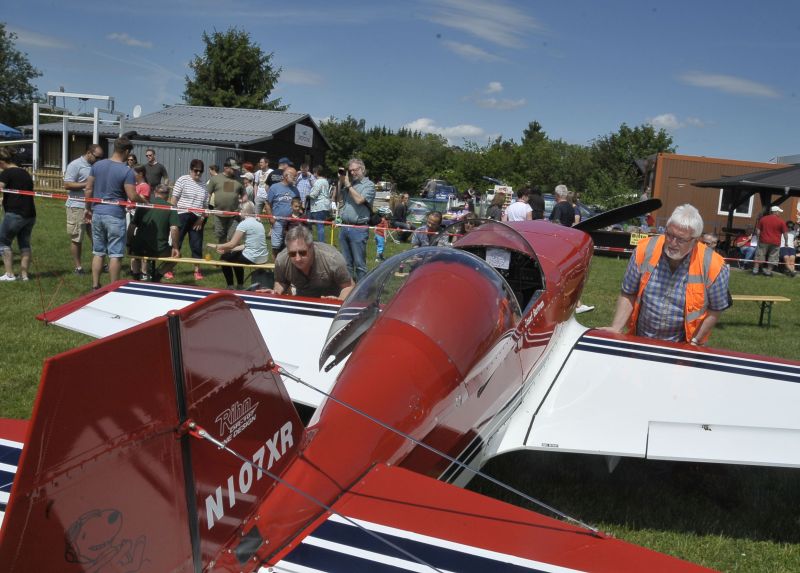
left=492, top=324, right=800, bottom=467
left=2, top=293, right=709, bottom=572
left=0, top=425, right=708, bottom=572
left=38, top=280, right=343, bottom=408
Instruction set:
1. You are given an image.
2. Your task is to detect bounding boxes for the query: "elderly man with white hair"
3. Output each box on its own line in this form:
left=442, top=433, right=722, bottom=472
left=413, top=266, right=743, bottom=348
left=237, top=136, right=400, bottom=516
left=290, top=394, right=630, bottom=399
left=603, top=204, right=730, bottom=345
left=549, top=184, right=575, bottom=226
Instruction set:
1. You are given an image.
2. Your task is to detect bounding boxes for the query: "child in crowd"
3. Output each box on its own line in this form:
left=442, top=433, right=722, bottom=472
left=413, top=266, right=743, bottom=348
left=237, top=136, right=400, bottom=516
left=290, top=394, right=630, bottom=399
left=375, top=213, right=389, bottom=262
left=284, top=197, right=309, bottom=238
left=133, top=165, right=151, bottom=202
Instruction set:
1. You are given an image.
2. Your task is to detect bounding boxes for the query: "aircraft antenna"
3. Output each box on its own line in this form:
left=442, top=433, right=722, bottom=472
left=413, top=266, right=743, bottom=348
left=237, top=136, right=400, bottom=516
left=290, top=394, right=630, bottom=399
left=187, top=422, right=446, bottom=573
left=275, top=365, right=601, bottom=536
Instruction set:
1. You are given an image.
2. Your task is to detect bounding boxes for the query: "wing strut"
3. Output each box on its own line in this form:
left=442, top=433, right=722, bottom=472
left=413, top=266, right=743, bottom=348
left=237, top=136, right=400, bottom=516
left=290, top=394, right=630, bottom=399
left=274, top=364, right=600, bottom=535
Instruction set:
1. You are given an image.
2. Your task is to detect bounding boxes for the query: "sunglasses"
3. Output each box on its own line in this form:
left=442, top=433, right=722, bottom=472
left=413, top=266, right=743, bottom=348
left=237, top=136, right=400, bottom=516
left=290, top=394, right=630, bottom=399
left=287, top=249, right=308, bottom=258
left=192, top=169, right=203, bottom=174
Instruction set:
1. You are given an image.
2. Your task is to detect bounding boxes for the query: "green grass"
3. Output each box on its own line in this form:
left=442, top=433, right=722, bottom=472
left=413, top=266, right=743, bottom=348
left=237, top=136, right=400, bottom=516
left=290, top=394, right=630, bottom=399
left=1, top=201, right=799, bottom=571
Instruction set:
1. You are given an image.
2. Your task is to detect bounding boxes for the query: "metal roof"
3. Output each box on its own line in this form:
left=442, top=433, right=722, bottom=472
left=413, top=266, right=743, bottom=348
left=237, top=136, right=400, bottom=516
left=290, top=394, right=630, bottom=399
left=693, top=164, right=800, bottom=194
left=31, top=105, right=327, bottom=146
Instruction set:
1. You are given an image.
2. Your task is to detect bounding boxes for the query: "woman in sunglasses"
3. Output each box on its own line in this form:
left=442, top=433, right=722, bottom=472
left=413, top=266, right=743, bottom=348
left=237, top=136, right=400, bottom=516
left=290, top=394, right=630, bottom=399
left=170, top=159, right=209, bottom=280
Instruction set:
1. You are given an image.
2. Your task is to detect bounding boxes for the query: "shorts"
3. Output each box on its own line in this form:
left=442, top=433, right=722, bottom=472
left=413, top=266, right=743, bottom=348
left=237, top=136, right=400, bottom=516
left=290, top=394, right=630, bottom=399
left=0, top=212, right=36, bottom=254
left=780, top=247, right=796, bottom=258
left=91, top=213, right=127, bottom=258
left=66, top=207, right=86, bottom=242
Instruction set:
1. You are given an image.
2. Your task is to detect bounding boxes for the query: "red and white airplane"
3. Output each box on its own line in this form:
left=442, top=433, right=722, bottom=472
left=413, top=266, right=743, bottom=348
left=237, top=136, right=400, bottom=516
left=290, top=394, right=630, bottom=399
left=0, top=216, right=797, bottom=571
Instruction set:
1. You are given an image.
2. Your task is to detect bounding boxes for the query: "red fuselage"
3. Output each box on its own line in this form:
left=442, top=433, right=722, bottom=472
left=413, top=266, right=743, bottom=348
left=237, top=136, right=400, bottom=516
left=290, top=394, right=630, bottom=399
left=249, top=221, right=594, bottom=563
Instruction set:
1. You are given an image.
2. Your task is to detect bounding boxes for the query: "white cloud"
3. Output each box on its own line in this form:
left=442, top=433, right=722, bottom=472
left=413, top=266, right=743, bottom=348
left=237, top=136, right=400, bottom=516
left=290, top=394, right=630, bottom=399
left=679, top=71, right=780, bottom=99
left=107, top=33, right=153, bottom=49
left=7, top=27, right=72, bottom=49
left=684, top=117, right=706, bottom=127
left=442, top=40, right=500, bottom=62
left=424, top=0, right=543, bottom=49
left=404, top=117, right=485, bottom=142
left=647, top=113, right=708, bottom=130
left=648, top=113, right=681, bottom=130
left=280, top=69, right=324, bottom=86
left=474, top=97, right=526, bottom=110
left=486, top=81, right=503, bottom=94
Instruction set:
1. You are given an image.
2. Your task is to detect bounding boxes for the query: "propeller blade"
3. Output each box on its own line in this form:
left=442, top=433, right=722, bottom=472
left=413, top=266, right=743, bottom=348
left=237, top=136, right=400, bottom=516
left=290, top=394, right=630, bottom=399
left=574, top=199, right=662, bottom=232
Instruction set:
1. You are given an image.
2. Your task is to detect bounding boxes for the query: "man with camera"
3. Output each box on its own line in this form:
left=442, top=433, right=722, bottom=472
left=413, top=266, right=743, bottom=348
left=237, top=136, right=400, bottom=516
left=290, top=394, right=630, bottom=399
left=338, top=158, right=375, bottom=281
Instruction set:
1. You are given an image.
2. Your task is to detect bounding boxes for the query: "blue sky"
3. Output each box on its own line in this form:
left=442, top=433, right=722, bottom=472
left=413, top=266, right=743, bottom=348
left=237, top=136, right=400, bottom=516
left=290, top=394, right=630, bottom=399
left=5, top=0, right=799, bottom=162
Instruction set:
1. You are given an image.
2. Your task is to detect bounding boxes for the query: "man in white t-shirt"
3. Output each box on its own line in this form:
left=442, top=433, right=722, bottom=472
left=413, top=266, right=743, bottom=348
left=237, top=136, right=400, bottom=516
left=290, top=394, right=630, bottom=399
left=254, top=156, right=273, bottom=215
left=503, top=189, right=533, bottom=222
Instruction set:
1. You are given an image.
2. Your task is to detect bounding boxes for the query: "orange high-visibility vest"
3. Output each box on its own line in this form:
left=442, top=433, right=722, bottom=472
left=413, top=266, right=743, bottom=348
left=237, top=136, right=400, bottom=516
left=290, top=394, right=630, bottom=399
left=628, top=235, right=724, bottom=343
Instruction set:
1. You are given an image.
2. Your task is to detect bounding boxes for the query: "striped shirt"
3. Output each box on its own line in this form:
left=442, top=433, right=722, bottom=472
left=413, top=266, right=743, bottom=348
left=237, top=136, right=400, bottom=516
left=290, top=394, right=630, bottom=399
left=172, top=174, right=208, bottom=214
left=622, top=250, right=730, bottom=341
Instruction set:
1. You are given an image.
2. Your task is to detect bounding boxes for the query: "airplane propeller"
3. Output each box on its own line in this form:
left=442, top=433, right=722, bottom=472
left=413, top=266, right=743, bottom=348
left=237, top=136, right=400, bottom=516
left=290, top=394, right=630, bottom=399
left=573, top=198, right=662, bottom=233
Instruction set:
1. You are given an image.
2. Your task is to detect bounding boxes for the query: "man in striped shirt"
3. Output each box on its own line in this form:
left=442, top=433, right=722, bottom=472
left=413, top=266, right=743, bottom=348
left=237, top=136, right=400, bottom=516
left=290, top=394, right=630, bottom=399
left=603, top=204, right=730, bottom=345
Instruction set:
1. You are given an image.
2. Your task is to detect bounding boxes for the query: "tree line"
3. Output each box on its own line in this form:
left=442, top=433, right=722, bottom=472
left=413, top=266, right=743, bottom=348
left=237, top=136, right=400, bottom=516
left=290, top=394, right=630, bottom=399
left=318, top=117, right=675, bottom=208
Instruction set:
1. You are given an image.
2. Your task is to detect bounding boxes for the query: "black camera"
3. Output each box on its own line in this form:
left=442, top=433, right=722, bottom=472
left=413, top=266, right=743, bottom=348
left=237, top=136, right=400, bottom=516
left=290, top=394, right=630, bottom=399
left=338, top=167, right=346, bottom=176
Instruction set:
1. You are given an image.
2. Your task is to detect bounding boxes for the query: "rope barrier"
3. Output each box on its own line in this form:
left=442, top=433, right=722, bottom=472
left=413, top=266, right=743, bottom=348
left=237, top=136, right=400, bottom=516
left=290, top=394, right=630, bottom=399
left=0, top=188, right=452, bottom=238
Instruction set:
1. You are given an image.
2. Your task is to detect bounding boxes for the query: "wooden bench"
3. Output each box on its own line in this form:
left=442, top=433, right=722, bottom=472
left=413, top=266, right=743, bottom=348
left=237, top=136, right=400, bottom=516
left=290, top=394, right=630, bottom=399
left=730, top=295, right=791, bottom=327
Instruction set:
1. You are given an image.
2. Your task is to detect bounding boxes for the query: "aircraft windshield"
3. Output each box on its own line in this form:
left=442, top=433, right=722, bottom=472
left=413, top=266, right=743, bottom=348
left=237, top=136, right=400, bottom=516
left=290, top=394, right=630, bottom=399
left=319, top=247, right=520, bottom=371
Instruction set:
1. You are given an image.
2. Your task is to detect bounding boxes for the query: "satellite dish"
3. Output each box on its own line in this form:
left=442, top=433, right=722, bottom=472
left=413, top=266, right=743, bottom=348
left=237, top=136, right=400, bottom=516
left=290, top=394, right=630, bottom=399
left=132, top=105, right=142, bottom=119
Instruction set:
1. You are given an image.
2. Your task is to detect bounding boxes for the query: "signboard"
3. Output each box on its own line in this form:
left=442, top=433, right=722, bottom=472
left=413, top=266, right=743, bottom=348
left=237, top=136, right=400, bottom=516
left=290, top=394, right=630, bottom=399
left=294, top=124, right=313, bottom=148
left=629, top=232, right=649, bottom=246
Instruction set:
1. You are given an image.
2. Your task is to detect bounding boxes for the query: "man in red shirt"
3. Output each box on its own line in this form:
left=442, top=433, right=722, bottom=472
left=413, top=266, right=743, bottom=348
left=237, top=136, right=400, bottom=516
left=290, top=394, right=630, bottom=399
left=753, top=206, right=789, bottom=276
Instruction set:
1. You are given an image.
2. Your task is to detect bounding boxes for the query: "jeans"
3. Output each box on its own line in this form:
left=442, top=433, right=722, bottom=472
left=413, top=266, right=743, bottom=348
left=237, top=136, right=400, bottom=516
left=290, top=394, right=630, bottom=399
left=178, top=213, right=204, bottom=258
left=375, top=235, right=385, bottom=257
left=339, top=225, right=369, bottom=281
left=309, top=210, right=330, bottom=242
left=0, top=212, right=36, bottom=254
left=91, top=213, right=126, bottom=257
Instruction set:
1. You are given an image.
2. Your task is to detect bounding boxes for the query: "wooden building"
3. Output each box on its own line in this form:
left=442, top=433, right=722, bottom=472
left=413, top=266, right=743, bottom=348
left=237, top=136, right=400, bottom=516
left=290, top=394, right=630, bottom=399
left=645, top=153, right=795, bottom=232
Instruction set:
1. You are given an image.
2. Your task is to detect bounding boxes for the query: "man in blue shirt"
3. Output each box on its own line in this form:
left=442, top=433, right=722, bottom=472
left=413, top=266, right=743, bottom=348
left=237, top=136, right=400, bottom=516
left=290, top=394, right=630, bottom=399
left=264, top=166, right=300, bottom=259
left=84, top=137, right=145, bottom=289
left=338, top=158, right=375, bottom=281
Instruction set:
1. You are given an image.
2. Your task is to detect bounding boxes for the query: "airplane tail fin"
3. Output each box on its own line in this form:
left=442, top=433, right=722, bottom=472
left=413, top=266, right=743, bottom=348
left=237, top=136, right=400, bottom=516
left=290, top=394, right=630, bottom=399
left=0, top=292, right=304, bottom=572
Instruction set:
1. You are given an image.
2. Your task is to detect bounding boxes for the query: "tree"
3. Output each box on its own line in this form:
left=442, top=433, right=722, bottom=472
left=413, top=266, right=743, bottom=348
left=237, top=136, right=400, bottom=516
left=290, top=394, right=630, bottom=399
left=184, top=28, right=285, bottom=110
left=318, top=116, right=367, bottom=173
left=588, top=123, right=675, bottom=206
left=0, top=23, right=41, bottom=128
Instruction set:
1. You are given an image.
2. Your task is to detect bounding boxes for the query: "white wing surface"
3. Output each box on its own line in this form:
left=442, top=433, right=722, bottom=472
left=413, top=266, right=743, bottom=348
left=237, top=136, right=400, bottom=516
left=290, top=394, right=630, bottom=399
left=495, top=328, right=800, bottom=468
left=42, top=281, right=342, bottom=407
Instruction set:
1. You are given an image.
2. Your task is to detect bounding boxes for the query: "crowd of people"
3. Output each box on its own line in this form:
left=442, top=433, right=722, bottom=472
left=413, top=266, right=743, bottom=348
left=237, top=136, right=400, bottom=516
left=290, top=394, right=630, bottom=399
left=50, top=142, right=364, bottom=297
left=1, top=142, right=797, bottom=319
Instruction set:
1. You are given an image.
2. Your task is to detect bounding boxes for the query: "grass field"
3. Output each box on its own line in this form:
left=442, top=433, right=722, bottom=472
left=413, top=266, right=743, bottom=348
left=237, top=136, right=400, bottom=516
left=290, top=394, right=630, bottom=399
left=1, top=199, right=799, bottom=571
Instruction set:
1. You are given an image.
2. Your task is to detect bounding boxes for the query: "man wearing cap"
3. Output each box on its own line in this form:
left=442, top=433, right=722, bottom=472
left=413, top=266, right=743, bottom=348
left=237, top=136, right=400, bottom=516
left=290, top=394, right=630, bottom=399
left=207, top=159, right=245, bottom=243
left=752, top=206, right=789, bottom=277
left=602, top=203, right=730, bottom=346
left=267, top=157, right=292, bottom=187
